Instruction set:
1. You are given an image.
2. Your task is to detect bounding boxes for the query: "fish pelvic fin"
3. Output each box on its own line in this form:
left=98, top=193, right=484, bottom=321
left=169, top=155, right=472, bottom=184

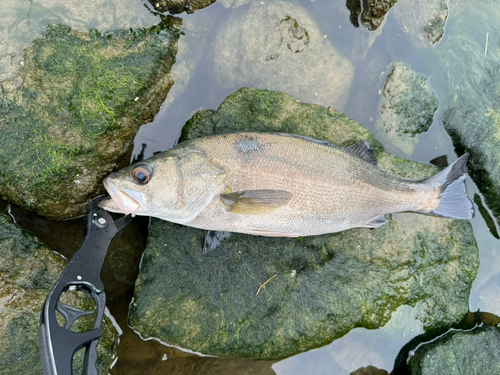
left=424, top=154, right=474, bottom=220
left=203, top=231, right=232, bottom=254
left=220, top=190, right=292, bottom=215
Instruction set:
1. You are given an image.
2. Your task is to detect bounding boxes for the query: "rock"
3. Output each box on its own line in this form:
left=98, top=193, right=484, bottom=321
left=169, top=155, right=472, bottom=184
left=0, top=18, right=181, bottom=219
left=346, top=0, right=398, bottom=31
left=211, top=1, right=354, bottom=111
left=407, top=325, right=500, bottom=375
left=0, top=0, right=160, bottom=86
left=375, top=62, right=438, bottom=155
left=432, top=2, right=500, bottom=223
left=351, top=366, right=389, bottom=375
left=149, top=0, right=215, bottom=14
left=128, top=88, right=479, bottom=360
left=392, top=0, right=449, bottom=47
left=0, top=215, right=119, bottom=374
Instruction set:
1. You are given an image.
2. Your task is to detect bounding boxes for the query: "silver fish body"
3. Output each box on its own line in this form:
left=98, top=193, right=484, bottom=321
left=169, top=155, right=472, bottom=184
left=101, top=133, right=473, bottom=237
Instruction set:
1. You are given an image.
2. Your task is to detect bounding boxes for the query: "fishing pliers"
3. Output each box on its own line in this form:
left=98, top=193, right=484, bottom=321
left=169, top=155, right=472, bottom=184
left=39, top=196, right=132, bottom=375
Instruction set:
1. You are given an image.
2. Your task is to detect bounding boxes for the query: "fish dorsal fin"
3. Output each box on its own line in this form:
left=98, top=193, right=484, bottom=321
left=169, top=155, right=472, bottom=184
left=277, top=133, right=337, bottom=148
left=220, top=190, right=292, bottom=215
left=346, top=141, right=377, bottom=165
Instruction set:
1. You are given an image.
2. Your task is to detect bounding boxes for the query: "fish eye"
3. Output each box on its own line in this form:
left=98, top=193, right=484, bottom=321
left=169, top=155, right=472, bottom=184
left=132, top=165, right=152, bottom=185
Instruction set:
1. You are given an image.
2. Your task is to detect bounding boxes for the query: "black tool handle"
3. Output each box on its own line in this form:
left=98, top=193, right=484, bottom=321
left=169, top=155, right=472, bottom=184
left=39, top=197, right=131, bottom=375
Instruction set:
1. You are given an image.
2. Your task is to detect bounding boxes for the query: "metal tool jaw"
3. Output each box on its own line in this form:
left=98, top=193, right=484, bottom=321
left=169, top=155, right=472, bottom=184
left=39, top=196, right=132, bottom=375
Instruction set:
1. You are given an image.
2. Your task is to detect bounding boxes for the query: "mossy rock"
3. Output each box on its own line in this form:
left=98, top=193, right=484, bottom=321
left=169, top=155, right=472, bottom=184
left=375, top=62, right=438, bottom=155
left=0, top=215, right=118, bottom=374
left=129, top=88, right=479, bottom=360
left=408, top=325, right=500, bottom=375
left=347, top=0, right=398, bottom=31
left=0, top=17, right=181, bottom=219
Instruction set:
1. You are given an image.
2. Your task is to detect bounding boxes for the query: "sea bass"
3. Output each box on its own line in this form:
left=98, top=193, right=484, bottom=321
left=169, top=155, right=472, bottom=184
left=100, top=132, right=474, bottom=237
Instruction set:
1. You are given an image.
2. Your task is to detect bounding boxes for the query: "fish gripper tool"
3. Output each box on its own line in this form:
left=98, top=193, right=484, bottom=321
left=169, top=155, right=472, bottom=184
left=39, top=196, right=132, bottom=375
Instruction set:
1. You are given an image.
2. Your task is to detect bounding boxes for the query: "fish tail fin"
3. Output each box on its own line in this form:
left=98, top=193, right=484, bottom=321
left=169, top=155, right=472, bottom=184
left=423, top=154, right=474, bottom=219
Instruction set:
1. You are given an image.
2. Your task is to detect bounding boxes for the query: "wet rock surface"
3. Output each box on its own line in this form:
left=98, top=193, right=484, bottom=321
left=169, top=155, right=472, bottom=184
left=375, top=62, right=438, bottom=155
left=0, top=18, right=180, bottom=219
left=0, top=215, right=118, bottom=374
left=346, top=0, right=398, bottom=31
left=211, top=0, right=354, bottom=110
left=149, top=0, right=215, bottom=14
left=129, top=88, right=479, bottom=360
left=407, top=325, right=500, bottom=375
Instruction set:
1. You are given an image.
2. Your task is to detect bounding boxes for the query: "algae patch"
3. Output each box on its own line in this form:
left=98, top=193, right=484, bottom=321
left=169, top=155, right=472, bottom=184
left=0, top=18, right=180, bottom=219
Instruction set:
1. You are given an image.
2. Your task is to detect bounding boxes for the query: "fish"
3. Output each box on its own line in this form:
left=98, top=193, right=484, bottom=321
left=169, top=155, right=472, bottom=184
left=99, top=132, right=474, bottom=237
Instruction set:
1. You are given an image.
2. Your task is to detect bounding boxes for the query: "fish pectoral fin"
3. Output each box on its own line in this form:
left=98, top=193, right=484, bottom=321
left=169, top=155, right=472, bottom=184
left=203, top=231, right=232, bottom=254
left=220, top=190, right=292, bottom=215
left=346, top=140, right=377, bottom=165
left=363, top=215, right=387, bottom=228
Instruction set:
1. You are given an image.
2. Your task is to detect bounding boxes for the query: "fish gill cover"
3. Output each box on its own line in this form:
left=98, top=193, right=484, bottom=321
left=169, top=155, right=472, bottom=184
left=0, top=17, right=181, bottom=219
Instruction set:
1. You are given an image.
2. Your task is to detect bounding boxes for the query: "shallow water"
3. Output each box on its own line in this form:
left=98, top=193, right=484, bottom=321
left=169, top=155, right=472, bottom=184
left=2, top=0, right=500, bottom=374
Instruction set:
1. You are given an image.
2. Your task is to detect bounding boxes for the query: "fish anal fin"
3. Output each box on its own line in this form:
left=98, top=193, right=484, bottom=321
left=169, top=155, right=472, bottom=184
left=346, top=140, right=377, bottom=165
left=220, top=190, right=292, bottom=215
left=363, top=215, right=387, bottom=228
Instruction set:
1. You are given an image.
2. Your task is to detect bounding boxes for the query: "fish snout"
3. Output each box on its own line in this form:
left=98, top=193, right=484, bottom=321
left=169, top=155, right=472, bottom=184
left=102, top=177, right=141, bottom=215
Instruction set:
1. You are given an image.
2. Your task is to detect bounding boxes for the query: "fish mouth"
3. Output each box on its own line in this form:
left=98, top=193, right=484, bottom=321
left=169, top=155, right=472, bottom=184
left=100, top=178, right=140, bottom=215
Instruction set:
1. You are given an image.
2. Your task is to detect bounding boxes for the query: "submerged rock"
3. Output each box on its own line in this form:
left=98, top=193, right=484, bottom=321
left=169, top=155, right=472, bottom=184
left=0, top=18, right=180, bottom=219
left=211, top=1, right=354, bottom=110
left=129, top=88, right=479, bottom=360
left=0, top=215, right=119, bottom=374
left=149, top=0, right=215, bottom=14
left=392, top=0, right=449, bottom=47
left=375, top=62, right=438, bottom=155
left=407, top=325, right=500, bottom=375
left=432, top=3, right=500, bottom=223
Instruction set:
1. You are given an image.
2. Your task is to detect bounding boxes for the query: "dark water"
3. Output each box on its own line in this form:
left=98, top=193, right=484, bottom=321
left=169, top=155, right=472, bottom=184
left=2, top=0, right=500, bottom=374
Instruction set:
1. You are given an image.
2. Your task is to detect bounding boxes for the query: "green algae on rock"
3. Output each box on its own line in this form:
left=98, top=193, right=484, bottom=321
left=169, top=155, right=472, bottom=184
left=149, top=0, right=215, bottom=14
left=407, top=325, right=500, bottom=375
left=375, top=62, right=438, bottom=156
left=0, top=215, right=119, bottom=374
left=0, top=17, right=181, bottom=219
left=129, top=88, right=479, bottom=360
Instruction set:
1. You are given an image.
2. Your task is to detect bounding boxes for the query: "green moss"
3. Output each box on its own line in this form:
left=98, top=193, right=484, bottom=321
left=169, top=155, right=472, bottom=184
left=0, top=18, right=180, bottom=218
